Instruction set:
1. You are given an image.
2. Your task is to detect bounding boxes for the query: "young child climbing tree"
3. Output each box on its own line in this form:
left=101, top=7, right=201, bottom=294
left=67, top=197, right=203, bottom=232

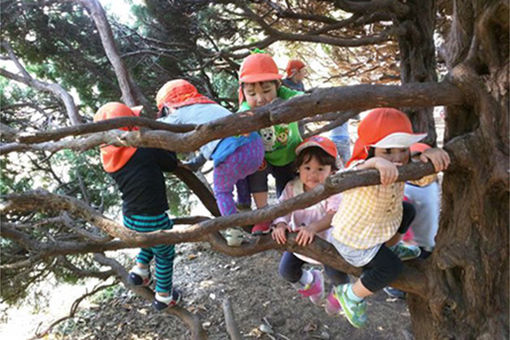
left=156, top=79, right=264, bottom=247
left=94, top=102, right=181, bottom=311
left=271, top=136, right=349, bottom=305
left=237, top=51, right=304, bottom=235
left=326, top=108, right=450, bottom=328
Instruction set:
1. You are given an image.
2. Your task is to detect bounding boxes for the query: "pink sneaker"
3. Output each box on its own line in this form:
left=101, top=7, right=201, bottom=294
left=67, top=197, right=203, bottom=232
left=325, top=289, right=342, bottom=315
left=297, top=270, right=324, bottom=305
left=251, top=220, right=271, bottom=235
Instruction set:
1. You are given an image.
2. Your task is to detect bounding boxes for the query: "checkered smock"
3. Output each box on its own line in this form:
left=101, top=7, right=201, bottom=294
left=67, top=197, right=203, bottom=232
left=331, top=166, right=437, bottom=250
left=331, top=182, right=405, bottom=249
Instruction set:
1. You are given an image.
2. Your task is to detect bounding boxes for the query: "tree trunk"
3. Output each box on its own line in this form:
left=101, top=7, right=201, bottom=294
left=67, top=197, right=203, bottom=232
left=407, top=1, right=509, bottom=338
left=396, top=0, right=438, bottom=145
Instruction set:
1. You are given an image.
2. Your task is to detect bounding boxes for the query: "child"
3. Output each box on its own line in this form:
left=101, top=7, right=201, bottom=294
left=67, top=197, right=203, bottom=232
left=326, top=108, right=450, bottom=328
left=238, top=52, right=303, bottom=234
left=404, top=142, right=441, bottom=258
left=282, top=59, right=307, bottom=91
left=156, top=79, right=264, bottom=247
left=271, top=136, right=349, bottom=305
left=94, top=102, right=181, bottom=310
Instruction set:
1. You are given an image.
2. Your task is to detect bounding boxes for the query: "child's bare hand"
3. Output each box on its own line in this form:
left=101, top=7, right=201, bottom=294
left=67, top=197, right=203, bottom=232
left=295, top=227, right=316, bottom=246
left=271, top=222, right=290, bottom=244
left=371, top=157, right=399, bottom=185
left=420, top=148, right=450, bottom=172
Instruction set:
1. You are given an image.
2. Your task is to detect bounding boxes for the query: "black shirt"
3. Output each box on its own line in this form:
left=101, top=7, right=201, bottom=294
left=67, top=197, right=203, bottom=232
left=109, top=148, right=177, bottom=216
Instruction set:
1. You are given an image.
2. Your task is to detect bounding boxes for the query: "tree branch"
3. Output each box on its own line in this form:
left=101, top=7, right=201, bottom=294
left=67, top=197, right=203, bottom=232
left=0, top=44, right=82, bottom=125
left=0, top=82, right=465, bottom=156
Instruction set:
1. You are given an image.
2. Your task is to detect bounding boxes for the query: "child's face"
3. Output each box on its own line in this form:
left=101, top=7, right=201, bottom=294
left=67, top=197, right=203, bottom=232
left=374, top=147, right=410, bottom=165
left=298, top=155, right=332, bottom=191
left=293, top=67, right=307, bottom=82
left=243, top=81, right=278, bottom=108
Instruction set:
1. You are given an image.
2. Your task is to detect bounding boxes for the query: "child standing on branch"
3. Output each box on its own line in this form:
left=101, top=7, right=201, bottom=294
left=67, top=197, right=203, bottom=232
left=272, top=136, right=349, bottom=305
left=157, top=79, right=264, bottom=247
left=238, top=52, right=303, bottom=235
left=326, top=108, right=450, bottom=328
left=94, top=102, right=181, bottom=311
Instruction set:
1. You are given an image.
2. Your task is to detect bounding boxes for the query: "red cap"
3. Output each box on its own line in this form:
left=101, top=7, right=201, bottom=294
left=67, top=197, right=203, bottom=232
left=94, top=102, right=139, bottom=173
left=238, top=54, right=282, bottom=105
left=156, top=79, right=216, bottom=116
left=347, top=108, right=426, bottom=167
left=286, top=59, right=305, bottom=77
left=296, top=135, right=338, bottom=159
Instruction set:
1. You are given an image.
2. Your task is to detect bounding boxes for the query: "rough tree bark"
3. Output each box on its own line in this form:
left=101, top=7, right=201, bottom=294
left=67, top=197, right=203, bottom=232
left=406, top=1, right=509, bottom=339
left=396, top=0, right=438, bottom=145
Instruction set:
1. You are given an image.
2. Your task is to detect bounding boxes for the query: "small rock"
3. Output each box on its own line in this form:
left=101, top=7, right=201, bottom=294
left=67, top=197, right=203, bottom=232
left=202, top=321, right=211, bottom=329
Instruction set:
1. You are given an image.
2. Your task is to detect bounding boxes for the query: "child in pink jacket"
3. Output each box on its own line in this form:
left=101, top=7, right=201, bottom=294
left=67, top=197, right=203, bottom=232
left=271, top=136, right=348, bottom=305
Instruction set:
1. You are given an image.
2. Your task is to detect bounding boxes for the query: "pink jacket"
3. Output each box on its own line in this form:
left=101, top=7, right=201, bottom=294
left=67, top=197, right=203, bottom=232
left=274, top=178, right=342, bottom=262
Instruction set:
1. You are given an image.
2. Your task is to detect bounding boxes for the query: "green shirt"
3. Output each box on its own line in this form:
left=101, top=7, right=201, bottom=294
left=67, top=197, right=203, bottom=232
left=238, top=86, right=303, bottom=166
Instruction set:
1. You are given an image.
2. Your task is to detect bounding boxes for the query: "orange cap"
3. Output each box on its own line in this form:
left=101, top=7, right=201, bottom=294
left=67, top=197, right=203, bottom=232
left=156, top=79, right=216, bottom=115
left=94, top=102, right=139, bottom=173
left=286, top=59, right=305, bottom=77
left=347, top=108, right=426, bottom=167
left=296, top=135, right=337, bottom=159
left=238, top=53, right=282, bottom=106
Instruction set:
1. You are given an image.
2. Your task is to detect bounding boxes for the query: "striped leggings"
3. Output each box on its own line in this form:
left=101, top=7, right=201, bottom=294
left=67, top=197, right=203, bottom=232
left=123, top=213, right=175, bottom=293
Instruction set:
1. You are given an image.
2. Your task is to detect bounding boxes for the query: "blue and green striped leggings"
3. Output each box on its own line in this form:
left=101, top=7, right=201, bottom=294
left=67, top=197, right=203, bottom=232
left=123, top=213, right=175, bottom=293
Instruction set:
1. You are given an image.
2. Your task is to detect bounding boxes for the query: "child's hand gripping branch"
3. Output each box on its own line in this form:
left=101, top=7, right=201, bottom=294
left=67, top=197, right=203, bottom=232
left=419, top=147, right=450, bottom=172
left=272, top=222, right=292, bottom=244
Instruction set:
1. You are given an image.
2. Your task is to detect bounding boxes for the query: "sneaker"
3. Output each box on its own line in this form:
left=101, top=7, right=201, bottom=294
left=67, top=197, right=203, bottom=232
left=224, top=227, right=244, bottom=247
left=251, top=220, right=271, bottom=235
left=325, top=289, right=342, bottom=315
left=383, top=286, right=406, bottom=299
left=152, top=288, right=182, bottom=311
left=333, top=284, right=367, bottom=328
left=389, top=242, right=421, bottom=261
left=128, top=265, right=152, bottom=287
left=297, top=270, right=324, bottom=305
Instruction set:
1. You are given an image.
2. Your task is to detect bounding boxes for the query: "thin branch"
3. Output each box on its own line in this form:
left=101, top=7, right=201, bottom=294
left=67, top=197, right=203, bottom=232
left=32, top=281, right=118, bottom=339
left=0, top=51, right=82, bottom=125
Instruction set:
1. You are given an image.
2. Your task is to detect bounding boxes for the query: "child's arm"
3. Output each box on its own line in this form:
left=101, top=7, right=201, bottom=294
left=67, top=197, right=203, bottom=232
left=419, top=148, right=450, bottom=172
left=356, top=157, right=399, bottom=185
left=295, top=211, right=335, bottom=246
left=272, top=222, right=291, bottom=245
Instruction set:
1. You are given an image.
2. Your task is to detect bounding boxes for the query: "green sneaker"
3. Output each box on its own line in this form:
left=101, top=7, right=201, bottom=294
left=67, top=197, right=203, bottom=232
left=333, top=284, right=367, bottom=328
left=389, top=242, right=421, bottom=261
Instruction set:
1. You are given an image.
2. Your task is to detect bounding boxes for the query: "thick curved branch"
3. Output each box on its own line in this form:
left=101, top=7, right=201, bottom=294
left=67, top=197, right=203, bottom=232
left=0, top=82, right=465, bottom=156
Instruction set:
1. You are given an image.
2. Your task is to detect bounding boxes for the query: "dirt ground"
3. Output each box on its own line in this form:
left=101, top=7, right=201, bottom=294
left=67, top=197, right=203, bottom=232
left=47, top=241, right=414, bottom=340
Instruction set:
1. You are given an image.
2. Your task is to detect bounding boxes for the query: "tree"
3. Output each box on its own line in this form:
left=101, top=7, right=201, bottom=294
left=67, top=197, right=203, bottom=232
left=1, top=0, right=508, bottom=339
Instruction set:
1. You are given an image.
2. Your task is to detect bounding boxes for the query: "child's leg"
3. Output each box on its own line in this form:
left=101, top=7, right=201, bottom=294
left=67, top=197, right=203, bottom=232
left=386, top=202, right=421, bottom=260
left=271, top=162, right=296, bottom=197
left=279, top=252, right=324, bottom=304
left=247, top=168, right=269, bottom=208
left=278, top=252, right=306, bottom=283
left=324, top=265, right=349, bottom=285
left=235, top=178, right=251, bottom=208
left=136, top=248, right=154, bottom=268
left=214, top=140, right=264, bottom=217
left=152, top=243, right=175, bottom=295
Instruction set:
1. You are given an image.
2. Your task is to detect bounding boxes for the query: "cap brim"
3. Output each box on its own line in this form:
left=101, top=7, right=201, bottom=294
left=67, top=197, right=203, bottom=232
left=240, top=73, right=282, bottom=83
left=371, top=132, right=427, bottom=149
left=130, top=105, right=143, bottom=116
left=295, top=140, right=336, bottom=158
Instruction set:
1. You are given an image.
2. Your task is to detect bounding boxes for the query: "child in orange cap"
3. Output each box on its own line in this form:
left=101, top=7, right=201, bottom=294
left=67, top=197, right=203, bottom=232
left=271, top=136, right=349, bottom=306
left=237, top=52, right=304, bottom=235
left=282, top=59, right=307, bottom=91
left=325, top=108, right=450, bottom=328
left=157, top=79, right=264, bottom=247
left=94, top=102, right=181, bottom=311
